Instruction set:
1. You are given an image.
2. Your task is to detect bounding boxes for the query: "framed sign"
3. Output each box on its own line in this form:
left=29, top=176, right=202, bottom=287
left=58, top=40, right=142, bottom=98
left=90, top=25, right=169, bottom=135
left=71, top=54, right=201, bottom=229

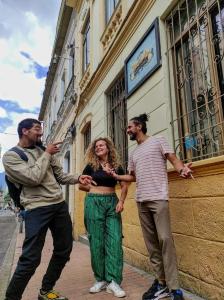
left=125, top=18, right=161, bottom=97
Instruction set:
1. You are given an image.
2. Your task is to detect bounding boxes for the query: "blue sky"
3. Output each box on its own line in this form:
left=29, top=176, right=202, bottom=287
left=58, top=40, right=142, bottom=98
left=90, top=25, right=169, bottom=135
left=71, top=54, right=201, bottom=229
left=0, top=0, right=61, bottom=171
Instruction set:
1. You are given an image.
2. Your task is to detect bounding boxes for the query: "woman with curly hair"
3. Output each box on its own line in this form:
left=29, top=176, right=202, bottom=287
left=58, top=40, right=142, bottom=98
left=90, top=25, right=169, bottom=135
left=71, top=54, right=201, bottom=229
left=79, top=137, right=128, bottom=298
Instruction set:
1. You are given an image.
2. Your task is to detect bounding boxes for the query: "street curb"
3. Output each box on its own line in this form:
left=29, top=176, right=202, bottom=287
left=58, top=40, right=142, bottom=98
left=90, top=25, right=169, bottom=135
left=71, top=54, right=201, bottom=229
left=0, top=225, right=18, bottom=300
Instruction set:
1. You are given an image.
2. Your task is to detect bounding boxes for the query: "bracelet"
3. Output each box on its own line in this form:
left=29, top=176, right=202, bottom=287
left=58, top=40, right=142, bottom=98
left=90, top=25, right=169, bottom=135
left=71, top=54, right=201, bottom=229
left=77, top=175, right=81, bottom=183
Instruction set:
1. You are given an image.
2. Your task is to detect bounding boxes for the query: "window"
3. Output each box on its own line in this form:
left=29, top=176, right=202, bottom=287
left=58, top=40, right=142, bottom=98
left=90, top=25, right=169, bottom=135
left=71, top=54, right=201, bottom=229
left=83, top=122, right=91, bottom=153
left=105, top=0, right=119, bottom=23
left=61, top=72, right=65, bottom=103
left=68, top=47, right=75, bottom=82
left=166, top=0, right=224, bottom=162
left=83, top=17, right=90, bottom=73
left=107, top=73, right=128, bottom=169
left=53, top=97, right=57, bottom=121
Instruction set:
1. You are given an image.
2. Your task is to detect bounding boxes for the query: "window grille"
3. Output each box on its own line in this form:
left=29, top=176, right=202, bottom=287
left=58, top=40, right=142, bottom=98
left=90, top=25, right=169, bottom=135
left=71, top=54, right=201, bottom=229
left=166, top=0, right=224, bottom=162
left=107, top=74, right=128, bottom=169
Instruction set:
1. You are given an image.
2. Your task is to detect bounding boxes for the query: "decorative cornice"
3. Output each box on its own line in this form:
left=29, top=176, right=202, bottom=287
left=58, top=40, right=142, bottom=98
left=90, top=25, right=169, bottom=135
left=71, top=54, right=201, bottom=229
left=100, top=2, right=122, bottom=51
left=79, top=0, right=156, bottom=101
left=79, top=64, right=91, bottom=91
left=66, top=0, right=82, bottom=11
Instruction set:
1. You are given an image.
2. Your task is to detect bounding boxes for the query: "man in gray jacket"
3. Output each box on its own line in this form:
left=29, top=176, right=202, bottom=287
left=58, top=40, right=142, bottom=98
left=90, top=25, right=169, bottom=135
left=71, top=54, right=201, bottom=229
left=3, top=118, right=92, bottom=300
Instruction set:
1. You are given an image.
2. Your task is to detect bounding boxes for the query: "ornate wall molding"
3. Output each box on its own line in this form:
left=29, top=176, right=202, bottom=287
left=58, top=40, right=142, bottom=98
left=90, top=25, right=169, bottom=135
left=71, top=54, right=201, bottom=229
left=79, top=64, right=91, bottom=92
left=100, top=2, right=122, bottom=51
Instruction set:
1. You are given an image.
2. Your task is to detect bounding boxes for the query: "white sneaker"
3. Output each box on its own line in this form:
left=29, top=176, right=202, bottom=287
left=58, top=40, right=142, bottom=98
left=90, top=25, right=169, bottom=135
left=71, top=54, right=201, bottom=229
left=89, top=281, right=107, bottom=293
left=106, top=281, right=126, bottom=298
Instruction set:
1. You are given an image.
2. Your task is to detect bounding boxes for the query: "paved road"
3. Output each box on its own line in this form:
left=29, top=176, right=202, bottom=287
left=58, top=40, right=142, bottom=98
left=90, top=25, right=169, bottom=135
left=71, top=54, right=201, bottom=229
left=0, top=210, right=16, bottom=269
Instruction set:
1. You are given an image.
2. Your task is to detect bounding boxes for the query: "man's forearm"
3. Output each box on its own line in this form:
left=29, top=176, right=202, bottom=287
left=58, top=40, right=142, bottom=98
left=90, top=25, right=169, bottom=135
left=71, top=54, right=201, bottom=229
left=119, top=183, right=128, bottom=202
left=167, top=153, right=184, bottom=173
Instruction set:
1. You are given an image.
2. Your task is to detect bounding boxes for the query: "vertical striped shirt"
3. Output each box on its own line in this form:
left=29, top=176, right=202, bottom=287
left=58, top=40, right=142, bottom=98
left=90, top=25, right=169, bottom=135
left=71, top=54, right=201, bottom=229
left=128, top=136, right=174, bottom=202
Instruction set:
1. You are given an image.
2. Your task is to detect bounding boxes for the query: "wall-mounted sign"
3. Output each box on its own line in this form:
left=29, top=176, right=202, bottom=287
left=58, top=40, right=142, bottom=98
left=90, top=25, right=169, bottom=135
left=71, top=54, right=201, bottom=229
left=125, top=18, right=161, bottom=97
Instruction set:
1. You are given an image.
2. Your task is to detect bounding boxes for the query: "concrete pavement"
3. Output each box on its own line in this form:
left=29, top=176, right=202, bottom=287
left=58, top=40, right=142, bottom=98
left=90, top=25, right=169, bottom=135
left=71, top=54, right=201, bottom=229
left=0, top=211, right=16, bottom=268
left=6, top=231, right=204, bottom=300
left=0, top=212, right=17, bottom=300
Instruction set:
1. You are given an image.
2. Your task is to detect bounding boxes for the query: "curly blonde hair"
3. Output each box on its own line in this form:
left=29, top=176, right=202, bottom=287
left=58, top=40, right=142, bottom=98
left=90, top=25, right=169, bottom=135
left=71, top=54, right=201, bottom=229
left=85, top=137, right=121, bottom=171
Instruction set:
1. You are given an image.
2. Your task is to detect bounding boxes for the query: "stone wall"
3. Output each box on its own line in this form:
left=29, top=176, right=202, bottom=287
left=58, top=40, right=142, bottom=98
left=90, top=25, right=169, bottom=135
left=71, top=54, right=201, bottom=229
left=168, top=157, right=224, bottom=300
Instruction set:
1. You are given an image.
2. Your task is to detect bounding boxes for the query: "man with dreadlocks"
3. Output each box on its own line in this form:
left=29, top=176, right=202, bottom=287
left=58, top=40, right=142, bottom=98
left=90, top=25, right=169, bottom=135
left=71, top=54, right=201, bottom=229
left=110, top=113, right=192, bottom=300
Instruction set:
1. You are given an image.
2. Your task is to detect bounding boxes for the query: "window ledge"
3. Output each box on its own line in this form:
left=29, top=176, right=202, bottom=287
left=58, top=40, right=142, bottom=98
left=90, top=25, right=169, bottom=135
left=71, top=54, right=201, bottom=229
left=100, top=1, right=122, bottom=52
left=80, top=64, right=91, bottom=92
left=168, top=155, right=224, bottom=179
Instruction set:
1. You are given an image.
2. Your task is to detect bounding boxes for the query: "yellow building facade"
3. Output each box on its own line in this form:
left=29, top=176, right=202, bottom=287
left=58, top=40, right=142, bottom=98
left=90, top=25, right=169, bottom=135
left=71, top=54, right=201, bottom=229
left=40, top=1, right=224, bottom=299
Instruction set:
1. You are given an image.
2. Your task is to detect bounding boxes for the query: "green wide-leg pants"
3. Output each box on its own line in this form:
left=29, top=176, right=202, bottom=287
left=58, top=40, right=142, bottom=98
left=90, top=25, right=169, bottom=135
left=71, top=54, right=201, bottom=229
left=84, top=193, right=123, bottom=284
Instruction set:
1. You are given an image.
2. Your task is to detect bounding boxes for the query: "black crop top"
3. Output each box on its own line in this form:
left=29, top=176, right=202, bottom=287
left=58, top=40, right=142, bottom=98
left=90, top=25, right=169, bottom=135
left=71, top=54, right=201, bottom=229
left=82, top=164, right=125, bottom=187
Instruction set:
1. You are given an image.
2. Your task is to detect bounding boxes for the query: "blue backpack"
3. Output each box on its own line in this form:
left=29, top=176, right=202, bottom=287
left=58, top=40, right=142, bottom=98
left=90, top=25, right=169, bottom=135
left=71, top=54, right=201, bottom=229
left=5, top=147, right=28, bottom=210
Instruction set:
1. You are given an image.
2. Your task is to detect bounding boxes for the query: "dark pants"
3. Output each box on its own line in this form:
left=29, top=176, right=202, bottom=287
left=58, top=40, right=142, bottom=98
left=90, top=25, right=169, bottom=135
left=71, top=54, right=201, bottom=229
left=5, top=201, right=73, bottom=300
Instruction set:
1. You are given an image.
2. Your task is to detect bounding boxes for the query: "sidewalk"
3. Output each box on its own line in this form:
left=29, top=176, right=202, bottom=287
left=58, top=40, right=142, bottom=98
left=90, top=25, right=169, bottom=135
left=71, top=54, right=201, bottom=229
left=10, top=231, right=203, bottom=300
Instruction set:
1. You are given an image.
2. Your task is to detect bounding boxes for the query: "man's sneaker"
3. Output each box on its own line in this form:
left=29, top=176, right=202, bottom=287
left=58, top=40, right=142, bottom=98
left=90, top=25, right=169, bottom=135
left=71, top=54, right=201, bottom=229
left=142, top=279, right=169, bottom=300
left=170, top=289, right=184, bottom=300
left=38, top=290, right=68, bottom=300
left=106, top=280, right=126, bottom=298
left=89, top=281, right=107, bottom=293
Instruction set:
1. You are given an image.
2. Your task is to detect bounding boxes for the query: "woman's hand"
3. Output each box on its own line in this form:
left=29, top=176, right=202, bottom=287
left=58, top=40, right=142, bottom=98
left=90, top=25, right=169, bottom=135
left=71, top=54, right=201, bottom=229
left=78, top=175, right=93, bottom=185
left=116, top=200, right=124, bottom=213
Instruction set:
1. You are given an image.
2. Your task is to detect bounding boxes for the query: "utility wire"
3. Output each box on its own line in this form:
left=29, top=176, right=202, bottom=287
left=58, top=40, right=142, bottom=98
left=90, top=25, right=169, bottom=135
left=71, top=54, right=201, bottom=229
left=0, top=132, right=17, bottom=136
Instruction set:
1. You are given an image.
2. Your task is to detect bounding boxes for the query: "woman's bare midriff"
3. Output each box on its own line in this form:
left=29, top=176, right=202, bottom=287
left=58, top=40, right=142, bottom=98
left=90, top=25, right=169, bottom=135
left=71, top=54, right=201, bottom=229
left=89, top=186, right=115, bottom=194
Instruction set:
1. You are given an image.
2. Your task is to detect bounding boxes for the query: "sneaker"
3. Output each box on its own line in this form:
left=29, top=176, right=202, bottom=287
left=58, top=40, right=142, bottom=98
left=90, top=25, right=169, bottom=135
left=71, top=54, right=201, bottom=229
left=38, top=290, right=68, bottom=300
left=142, top=279, right=169, bottom=300
left=170, top=289, right=184, bottom=300
left=89, top=281, right=107, bottom=293
left=106, top=280, right=126, bottom=298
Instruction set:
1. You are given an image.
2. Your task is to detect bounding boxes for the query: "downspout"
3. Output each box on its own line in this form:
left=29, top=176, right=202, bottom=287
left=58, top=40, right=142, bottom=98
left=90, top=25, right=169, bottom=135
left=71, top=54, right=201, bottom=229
left=165, top=25, right=175, bottom=150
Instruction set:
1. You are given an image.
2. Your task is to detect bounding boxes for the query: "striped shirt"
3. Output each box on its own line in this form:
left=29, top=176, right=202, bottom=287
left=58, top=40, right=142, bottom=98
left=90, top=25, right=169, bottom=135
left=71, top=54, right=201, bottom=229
left=128, top=136, right=174, bottom=202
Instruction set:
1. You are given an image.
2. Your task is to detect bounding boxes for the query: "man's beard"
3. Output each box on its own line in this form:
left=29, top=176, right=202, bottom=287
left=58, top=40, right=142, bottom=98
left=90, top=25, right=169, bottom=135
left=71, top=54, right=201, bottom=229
left=129, top=132, right=137, bottom=140
left=36, top=140, right=46, bottom=150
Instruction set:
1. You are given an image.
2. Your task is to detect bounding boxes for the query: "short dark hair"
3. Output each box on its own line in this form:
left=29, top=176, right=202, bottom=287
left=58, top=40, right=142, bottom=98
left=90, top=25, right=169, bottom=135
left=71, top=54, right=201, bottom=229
left=130, top=113, right=148, bottom=134
left=17, top=118, right=41, bottom=138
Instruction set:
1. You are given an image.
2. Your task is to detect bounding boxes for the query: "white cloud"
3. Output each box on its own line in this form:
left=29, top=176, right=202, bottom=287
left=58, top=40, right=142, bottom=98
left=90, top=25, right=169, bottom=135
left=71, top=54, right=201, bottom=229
left=0, top=107, right=7, bottom=118
left=0, top=0, right=61, bottom=171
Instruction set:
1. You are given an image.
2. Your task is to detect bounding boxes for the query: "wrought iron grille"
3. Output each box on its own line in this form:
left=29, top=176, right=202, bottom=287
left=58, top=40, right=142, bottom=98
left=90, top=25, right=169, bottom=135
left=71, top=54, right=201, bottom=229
left=166, top=0, right=224, bottom=162
left=107, top=74, right=128, bottom=169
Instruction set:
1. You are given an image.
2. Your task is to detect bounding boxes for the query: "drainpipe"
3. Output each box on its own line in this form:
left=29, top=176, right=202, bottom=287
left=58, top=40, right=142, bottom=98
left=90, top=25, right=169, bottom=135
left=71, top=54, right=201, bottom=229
left=165, top=27, right=175, bottom=150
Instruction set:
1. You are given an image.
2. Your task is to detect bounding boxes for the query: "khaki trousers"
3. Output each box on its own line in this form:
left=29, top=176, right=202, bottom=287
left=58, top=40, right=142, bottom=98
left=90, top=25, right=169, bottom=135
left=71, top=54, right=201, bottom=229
left=137, top=200, right=179, bottom=290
